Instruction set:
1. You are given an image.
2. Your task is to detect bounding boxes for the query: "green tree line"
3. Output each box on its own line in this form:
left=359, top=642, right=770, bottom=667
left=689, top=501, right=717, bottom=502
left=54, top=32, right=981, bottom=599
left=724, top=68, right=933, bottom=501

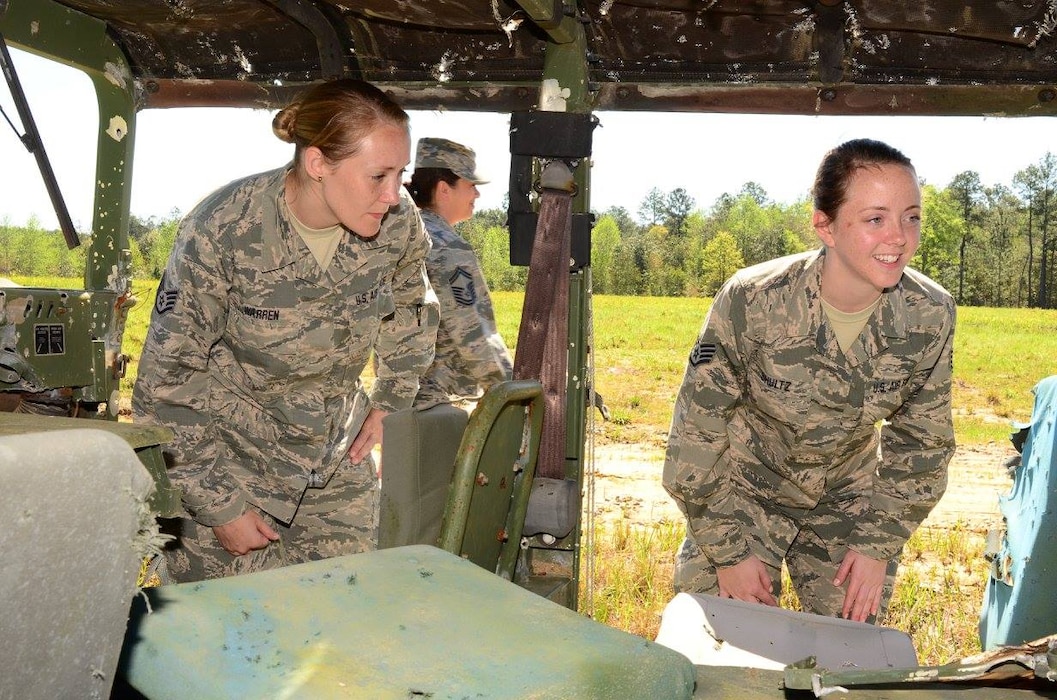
left=5, top=152, right=1057, bottom=308
left=0, top=211, right=179, bottom=282
left=460, top=153, right=1057, bottom=308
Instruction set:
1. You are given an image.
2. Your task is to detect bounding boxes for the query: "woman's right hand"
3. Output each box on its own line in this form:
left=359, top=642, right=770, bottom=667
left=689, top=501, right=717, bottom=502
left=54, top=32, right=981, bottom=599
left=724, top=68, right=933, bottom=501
left=212, top=510, right=280, bottom=556
left=716, top=555, right=779, bottom=606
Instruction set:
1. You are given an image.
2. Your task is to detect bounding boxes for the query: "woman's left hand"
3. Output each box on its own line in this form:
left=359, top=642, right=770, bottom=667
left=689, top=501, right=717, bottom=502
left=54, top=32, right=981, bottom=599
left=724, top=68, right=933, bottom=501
left=833, top=549, right=888, bottom=622
left=348, top=407, right=388, bottom=463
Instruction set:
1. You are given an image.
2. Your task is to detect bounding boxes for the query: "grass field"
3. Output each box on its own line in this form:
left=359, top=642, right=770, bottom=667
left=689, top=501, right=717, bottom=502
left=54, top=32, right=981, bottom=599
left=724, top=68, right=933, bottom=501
left=73, top=280, right=1053, bottom=444
left=15, top=276, right=1045, bottom=441
left=489, top=290, right=1057, bottom=448
left=12, top=275, right=1057, bottom=664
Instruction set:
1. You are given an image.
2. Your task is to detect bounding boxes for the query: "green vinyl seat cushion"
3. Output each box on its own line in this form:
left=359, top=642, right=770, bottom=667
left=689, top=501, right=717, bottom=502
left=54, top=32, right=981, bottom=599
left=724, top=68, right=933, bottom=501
left=119, top=544, right=695, bottom=699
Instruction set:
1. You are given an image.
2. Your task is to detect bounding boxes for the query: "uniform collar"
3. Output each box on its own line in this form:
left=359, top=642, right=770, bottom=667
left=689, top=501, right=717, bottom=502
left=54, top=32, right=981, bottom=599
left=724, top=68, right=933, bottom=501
left=259, top=167, right=300, bottom=273
left=795, top=248, right=910, bottom=364
left=419, top=208, right=453, bottom=234
left=260, top=167, right=383, bottom=285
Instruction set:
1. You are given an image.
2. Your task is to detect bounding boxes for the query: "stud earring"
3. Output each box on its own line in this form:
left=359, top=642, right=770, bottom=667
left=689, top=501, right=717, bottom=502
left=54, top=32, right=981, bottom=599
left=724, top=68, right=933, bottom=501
left=317, top=176, right=323, bottom=182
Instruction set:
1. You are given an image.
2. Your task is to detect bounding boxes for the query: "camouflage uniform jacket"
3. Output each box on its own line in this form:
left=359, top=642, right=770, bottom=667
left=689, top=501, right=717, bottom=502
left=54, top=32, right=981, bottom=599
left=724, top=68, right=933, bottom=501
left=132, top=167, right=439, bottom=526
left=663, top=249, right=955, bottom=568
left=414, top=209, right=512, bottom=407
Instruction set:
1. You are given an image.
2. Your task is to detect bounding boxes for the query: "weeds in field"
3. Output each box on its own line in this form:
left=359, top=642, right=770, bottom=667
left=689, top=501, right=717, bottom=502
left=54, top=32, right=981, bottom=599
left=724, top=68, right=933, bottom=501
left=884, top=522, right=989, bottom=664
left=580, top=519, right=683, bottom=639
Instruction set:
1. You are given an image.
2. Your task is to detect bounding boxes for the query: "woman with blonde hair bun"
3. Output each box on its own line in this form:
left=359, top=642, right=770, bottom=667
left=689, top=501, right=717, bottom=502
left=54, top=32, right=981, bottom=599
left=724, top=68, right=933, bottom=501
left=134, top=79, right=439, bottom=582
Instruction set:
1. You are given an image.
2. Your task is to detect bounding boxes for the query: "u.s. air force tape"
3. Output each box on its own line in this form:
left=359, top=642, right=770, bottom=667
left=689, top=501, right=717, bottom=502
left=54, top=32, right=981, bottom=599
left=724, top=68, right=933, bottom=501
left=689, top=341, right=716, bottom=367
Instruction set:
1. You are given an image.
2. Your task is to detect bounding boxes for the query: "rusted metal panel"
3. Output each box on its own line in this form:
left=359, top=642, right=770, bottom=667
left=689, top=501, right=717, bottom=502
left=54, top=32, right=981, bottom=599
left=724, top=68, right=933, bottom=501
left=7, top=0, right=1056, bottom=117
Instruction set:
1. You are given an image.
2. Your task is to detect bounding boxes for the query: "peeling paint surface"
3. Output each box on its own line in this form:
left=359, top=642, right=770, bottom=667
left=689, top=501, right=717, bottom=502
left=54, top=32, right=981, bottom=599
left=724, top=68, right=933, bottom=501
left=103, top=61, right=129, bottom=89
left=105, top=115, right=128, bottom=142
left=540, top=78, right=570, bottom=112
left=8, top=1, right=1056, bottom=117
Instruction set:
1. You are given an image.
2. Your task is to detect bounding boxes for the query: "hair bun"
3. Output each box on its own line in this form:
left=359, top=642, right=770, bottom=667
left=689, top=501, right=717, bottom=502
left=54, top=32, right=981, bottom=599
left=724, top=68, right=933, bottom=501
left=272, top=105, right=299, bottom=143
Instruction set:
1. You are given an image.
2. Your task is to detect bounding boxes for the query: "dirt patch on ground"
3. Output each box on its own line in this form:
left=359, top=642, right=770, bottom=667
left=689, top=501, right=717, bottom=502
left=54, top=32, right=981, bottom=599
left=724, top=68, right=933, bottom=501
left=586, top=440, right=1017, bottom=533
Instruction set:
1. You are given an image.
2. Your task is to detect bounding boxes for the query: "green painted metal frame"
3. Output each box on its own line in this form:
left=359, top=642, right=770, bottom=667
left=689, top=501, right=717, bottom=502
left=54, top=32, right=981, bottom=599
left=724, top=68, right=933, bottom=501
left=1, top=0, right=138, bottom=410
left=510, top=3, right=596, bottom=611
left=437, top=379, right=544, bottom=580
left=2, top=0, right=137, bottom=289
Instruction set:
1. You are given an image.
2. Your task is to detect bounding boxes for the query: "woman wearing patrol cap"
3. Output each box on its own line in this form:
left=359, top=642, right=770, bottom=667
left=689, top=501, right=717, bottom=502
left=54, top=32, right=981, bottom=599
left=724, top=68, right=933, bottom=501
left=133, top=79, right=440, bottom=582
left=664, top=138, right=956, bottom=624
left=405, top=137, right=513, bottom=407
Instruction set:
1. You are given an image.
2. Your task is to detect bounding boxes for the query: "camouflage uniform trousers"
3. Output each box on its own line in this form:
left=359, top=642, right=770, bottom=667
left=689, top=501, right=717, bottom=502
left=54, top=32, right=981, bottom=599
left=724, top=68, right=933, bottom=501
left=674, top=480, right=899, bottom=623
left=160, top=456, right=378, bottom=583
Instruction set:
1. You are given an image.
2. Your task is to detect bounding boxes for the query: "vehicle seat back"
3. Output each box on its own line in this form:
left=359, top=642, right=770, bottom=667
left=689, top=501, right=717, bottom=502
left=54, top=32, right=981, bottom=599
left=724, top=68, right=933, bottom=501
left=378, top=402, right=469, bottom=549
left=0, top=427, right=156, bottom=699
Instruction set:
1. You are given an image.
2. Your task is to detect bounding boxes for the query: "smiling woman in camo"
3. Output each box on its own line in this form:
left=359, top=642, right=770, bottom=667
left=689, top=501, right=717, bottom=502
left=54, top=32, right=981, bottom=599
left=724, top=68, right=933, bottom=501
left=663, top=138, right=956, bottom=624
left=133, top=79, right=439, bottom=583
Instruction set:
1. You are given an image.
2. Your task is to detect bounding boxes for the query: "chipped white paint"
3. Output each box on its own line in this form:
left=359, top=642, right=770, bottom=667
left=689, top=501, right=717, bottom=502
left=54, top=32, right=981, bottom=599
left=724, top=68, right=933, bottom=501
left=843, top=3, right=864, bottom=45
left=908, top=668, right=941, bottom=680
left=431, top=51, right=454, bottom=83
left=491, top=0, right=522, bottom=46
left=30, top=21, right=39, bottom=36
left=103, top=61, right=130, bottom=90
left=107, top=266, right=124, bottom=290
left=105, top=116, right=128, bottom=142
left=539, top=78, right=570, bottom=112
left=232, top=44, right=253, bottom=75
left=811, top=674, right=849, bottom=696
left=1030, top=0, right=1057, bottom=48
left=173, top=61, right=196, bottom=79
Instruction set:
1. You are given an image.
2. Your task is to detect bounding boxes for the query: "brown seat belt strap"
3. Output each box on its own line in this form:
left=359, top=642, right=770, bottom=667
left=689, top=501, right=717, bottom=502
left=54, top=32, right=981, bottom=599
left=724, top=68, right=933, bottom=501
left=512, top=164, right=573, bottom=481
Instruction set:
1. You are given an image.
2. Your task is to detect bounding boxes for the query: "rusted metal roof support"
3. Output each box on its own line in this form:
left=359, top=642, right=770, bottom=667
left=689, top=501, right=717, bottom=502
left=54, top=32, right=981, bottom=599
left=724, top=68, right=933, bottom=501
left=262, top=0, right=347, bottom=80
left=814, top=1, right=846, bottom=87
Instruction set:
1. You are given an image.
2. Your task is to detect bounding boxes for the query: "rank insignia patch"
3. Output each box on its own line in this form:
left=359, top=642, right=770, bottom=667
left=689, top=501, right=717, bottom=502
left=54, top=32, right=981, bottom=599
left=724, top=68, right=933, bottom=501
left=689, top=342, right=716, bottom=367
left=449, top=267, right=477, bottom=306
left=155, top=273, right=178, bottom=315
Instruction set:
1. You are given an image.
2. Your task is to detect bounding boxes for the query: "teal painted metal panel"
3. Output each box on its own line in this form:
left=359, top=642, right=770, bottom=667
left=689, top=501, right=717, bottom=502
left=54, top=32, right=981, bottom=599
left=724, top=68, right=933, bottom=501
left=120, top=545, right=695, bottom=699
left=980, top=375, right=1057, bottom=648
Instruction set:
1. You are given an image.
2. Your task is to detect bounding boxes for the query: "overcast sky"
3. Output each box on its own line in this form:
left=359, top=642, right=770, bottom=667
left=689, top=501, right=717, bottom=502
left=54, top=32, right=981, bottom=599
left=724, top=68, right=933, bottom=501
left=6, top=47, right=1057, bottom=231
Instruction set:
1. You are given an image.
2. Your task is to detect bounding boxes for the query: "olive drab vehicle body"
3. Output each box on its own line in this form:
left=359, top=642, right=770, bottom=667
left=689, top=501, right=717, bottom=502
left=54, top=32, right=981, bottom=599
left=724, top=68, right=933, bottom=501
left=2, top=1, right=1057, bottom=698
